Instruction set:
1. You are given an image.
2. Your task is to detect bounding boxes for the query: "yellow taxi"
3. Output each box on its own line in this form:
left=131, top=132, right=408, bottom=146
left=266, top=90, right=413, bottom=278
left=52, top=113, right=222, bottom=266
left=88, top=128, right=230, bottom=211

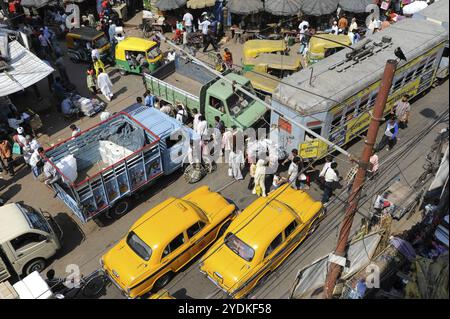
left=101, top=186, right=236, bottom=298
left=148, top=290, right=175, bottom=299
left=200, top=184, right=324, bottom=299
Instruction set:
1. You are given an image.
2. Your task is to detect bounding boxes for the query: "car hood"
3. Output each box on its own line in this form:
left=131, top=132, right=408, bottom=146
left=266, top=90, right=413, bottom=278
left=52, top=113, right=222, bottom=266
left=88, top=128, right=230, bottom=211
left=102, top=239, right=154, bottom=291
left=201, top=244, right=253, bottom=294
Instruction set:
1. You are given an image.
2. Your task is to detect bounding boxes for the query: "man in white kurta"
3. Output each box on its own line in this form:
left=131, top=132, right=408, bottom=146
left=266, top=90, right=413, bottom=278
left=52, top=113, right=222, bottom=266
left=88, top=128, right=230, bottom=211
left=97, top=68, right=114, bottom=101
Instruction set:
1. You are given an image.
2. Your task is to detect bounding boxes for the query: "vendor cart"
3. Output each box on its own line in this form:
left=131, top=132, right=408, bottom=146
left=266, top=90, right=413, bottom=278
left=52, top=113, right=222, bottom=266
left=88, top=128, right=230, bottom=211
left=374, top=177, right=423, bottom=220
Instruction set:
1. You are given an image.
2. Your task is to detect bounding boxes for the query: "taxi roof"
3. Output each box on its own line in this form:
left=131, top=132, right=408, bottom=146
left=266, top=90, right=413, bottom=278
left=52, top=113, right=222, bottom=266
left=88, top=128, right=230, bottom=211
left=130, top=198, right=201, bottom=249
left=0, top=204, right=30, bottom=244
left=116, top=37, right=158, bottom=51
left=243, top=39, right=287, bottom=58
left=229, top=186, right=322, bottom=251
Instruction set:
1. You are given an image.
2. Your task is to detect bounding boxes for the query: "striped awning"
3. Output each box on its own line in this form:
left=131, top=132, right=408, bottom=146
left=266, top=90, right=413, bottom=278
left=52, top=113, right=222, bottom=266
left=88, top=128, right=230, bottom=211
left=187, top=0, right=216, bottom=9
left=0, top=41, right=54, bottom=97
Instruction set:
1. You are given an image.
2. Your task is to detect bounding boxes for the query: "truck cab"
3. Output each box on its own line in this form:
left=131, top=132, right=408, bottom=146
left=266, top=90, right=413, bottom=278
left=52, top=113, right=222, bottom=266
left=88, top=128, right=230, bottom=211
left=0, top=203, right=62, bottom=281
left=202, top=72, right=268, bottom=129
left=144, top=56, right=267, bottom=130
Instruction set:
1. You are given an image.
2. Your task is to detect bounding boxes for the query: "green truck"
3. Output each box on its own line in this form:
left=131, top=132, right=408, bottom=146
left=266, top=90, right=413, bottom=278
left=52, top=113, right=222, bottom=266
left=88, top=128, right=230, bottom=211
left=143, top=57, right=268, bottom=129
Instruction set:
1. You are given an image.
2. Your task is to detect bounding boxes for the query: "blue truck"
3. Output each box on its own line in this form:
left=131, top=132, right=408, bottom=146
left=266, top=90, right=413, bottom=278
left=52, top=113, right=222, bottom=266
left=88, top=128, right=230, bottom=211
left=45, top=105, right=196, bottom=224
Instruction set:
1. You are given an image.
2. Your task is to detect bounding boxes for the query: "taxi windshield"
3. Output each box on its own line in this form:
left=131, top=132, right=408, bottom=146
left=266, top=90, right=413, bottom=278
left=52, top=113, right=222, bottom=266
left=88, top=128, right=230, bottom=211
left=94, top=35, right=109, bottom=48
left=225, top=233, right=254, bottom=262
left=147, top=46, right=161, bottom=60
left=127, top=232, right=152, bottom=261
left=226, top=86, right=254, bottom=117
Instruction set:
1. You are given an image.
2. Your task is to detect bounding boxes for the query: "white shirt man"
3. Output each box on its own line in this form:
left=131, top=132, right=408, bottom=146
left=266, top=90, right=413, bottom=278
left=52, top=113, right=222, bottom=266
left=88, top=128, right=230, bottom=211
left=331, top=22, right=339, bottom=35
left=221, top=129, right=234, bottom=153
left=29, top=149, right=42, bottom=168
left=193, top=113, right=202, bottom=132
left=288, top=161, right=299, bottom=184
left=319, top=161, right=333, bottom=178
left=298, top=20, right=309, bottom=41
left=97, top=71, right=114, bottom=101
left=199, top=19, right=211, bottom=35
left=196, top=119, right=208, bottom=137
left=324, top=166, right=339, bottom=183
left=183, top=12, right=194, bottom=29
left=91, top=48, right=100, bottom=61
left=176, top=107, right=188, bottom=123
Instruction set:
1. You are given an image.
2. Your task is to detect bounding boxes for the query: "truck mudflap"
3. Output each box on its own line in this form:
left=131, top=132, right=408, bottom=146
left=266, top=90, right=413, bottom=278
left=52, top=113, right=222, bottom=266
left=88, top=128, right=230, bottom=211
left=53, top=183, right=87, bottom=223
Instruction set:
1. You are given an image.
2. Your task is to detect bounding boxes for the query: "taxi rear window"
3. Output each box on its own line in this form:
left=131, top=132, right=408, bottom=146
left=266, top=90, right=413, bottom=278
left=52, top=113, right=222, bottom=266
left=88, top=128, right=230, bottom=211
left=225, top=233, right=255, bottom=262
left=127, top=232, right=152, bottom=261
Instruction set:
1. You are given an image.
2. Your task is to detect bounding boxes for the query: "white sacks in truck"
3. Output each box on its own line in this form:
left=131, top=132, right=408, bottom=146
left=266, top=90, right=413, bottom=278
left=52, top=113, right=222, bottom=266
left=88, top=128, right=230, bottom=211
left=99, top=140, right=133, bottom=166
left=56, top=154, right=78, bottom=184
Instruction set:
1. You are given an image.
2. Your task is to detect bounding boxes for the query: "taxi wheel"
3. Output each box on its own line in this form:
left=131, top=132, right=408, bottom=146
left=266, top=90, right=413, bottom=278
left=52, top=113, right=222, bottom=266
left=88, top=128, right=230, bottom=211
left=119, top=69, right=128, bottom=76
left=153, top=272, right=173, bottom=291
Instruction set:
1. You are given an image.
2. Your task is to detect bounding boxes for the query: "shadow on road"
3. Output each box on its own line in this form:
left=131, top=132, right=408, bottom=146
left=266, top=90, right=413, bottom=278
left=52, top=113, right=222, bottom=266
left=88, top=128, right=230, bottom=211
left=53, top=213, right=86, bottom=258
left=172, top=288, right=194, bottom=299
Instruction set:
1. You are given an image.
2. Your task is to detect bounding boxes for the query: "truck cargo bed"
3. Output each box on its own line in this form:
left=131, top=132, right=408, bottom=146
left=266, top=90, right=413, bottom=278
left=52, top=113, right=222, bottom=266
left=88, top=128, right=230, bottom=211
left=163, top=72, right=204, bottom=97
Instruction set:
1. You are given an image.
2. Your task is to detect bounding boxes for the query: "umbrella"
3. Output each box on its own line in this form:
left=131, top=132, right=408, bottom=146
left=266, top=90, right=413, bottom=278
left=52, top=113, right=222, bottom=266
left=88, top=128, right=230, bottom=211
left=187, top=0, right=216, bottom=9
left=264, top=0, right=304, bottom=16
left=154, top=0, right=187, bottom=11
left=402, top=1, right=428, bottom=15
left=227, top=0, right=264, bottom=15
left=339, top=0, right=374, bottom=13
left=301, top=0, right=339, bottom=16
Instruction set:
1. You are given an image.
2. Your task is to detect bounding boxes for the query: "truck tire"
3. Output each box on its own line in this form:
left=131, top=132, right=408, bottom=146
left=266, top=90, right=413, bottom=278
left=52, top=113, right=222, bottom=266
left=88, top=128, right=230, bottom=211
left=113, top=198, right=131, bottom=217
left=23, top=258, right=46, bottom=275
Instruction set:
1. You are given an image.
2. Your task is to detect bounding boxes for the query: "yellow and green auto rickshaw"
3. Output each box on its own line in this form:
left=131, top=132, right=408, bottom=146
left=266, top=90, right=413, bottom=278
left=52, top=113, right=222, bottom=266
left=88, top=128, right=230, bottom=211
left=243, top=64, right=282, bottom=96
left=243, top=39, right=302, bottom=78
left=115, top=37, right=163, bottom=75
left=66, top=27, right=111, bottom=63
left=306, top=33, right=352, bottom=64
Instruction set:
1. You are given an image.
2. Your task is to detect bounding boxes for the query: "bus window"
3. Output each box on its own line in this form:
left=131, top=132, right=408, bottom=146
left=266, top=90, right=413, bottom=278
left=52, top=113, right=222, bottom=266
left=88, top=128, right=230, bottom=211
left=405, top=70, right=415, bottom=83
left=358, top=95, right=370, bottom=111
left=392, top=76, right=404, bottom=92
left=367, top=91, right=378, bottom=109
left=414, top=63, right=426, bottom=79
left=425, top=58, right=436, bottom=71
left=331, top=114, right=342, bottom=130
left=304, top=127, right=322, bottom=141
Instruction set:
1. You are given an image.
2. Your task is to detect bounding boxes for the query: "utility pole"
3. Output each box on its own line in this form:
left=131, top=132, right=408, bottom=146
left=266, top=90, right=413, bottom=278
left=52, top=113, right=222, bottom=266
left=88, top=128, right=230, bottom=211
left=324, top=59, right=398, bottom=299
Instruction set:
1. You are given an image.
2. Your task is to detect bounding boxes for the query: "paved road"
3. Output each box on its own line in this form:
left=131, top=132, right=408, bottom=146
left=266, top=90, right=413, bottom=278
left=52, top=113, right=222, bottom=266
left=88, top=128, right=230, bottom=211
left=2, top=21, right=448, bottom=299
